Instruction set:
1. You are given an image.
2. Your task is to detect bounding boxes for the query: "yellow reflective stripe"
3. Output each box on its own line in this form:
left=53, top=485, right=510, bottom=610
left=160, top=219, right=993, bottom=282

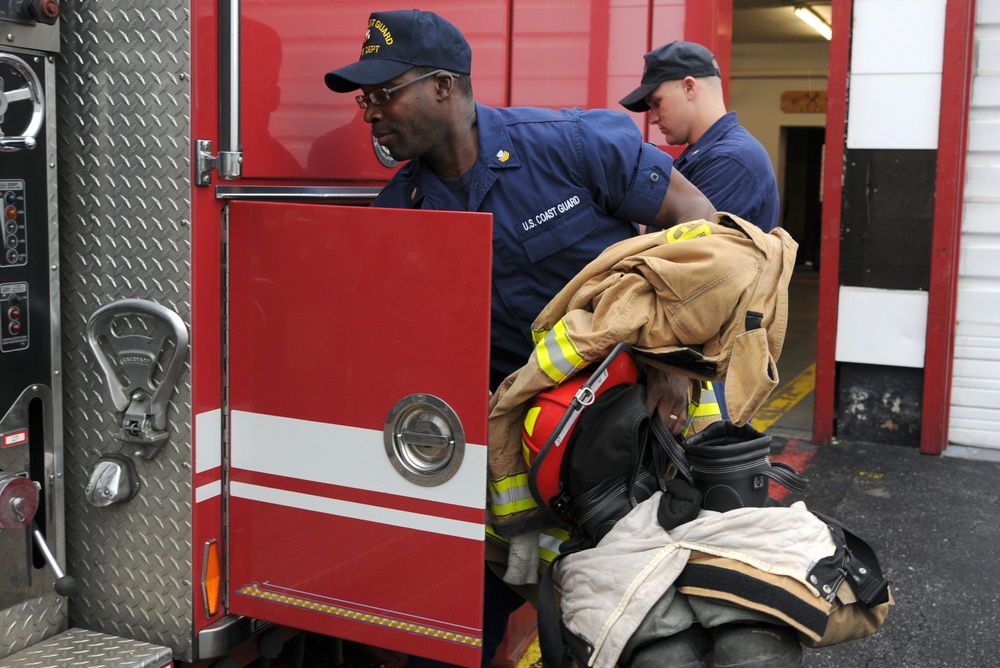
left=664, top=221, right=714, bottom=243
left=536, top=319, right=586, bottom=383
left=691, top=381, right=721, bottom=418
left=486, top=525, right=569, bottom=566
left=539, top=527, right=571, bottom=564
left=489, top=473, right=538, bottom=517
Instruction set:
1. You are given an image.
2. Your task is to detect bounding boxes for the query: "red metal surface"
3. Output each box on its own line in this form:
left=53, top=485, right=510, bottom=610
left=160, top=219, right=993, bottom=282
left=226, top=202, right=492, bottom=667
left=813, top=0, right=852, bottom=445
left=190, top=0, right=227, bottom=636
left=921, top=0, right=977, bottom=455
left=509, top=0, right=620, bottom=110
left=239, top=0, right=510, bottom=181
left=239, top=0, right=732, bottom=178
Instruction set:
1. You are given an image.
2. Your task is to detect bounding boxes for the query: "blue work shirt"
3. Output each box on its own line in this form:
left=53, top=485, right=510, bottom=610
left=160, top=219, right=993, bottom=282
left=675, top=111, right=779, bottom=232
left=373, top=104, right=674, bottom=388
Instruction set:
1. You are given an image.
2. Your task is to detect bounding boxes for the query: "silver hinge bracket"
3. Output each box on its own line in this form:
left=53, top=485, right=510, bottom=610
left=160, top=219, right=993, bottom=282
left=196, top=139, right=242, bottom=186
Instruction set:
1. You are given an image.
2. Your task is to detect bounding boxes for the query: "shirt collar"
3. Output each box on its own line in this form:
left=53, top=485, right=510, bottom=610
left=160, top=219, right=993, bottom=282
left=474, top=103, right=521, bottom=171
left=399, top=103, right=519, bottom=209
left=681, top=111, right=739, bottom=160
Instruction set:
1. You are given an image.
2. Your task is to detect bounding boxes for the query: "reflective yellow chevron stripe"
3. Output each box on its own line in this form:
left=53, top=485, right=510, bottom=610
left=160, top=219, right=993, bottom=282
left=489, top=472, right=538, bottom=518
left=533, top=319, right=587, bottom=384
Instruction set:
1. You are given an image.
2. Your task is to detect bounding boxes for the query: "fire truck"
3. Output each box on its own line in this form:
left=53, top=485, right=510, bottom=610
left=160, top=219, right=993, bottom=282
left=0, top=1, right=730, bottom=666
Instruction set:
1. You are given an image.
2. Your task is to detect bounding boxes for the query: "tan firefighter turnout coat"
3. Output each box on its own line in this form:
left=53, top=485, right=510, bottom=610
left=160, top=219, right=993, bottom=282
left=487, top=213, right=798, bottom=536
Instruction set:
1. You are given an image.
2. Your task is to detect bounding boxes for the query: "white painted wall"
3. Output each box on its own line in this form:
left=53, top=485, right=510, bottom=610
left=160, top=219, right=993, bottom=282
left=950, top=0, right=1000, bottom=449
left=847, top=0, right=947, bottom=150
left=833, top=0, right=946, bottom=377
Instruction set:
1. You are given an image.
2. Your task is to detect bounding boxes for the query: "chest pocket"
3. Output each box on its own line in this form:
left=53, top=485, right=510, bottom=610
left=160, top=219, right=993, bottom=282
left=518, top=190, right=598, bottom=264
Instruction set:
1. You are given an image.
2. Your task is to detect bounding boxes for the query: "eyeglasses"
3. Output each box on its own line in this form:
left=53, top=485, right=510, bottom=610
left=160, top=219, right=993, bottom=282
left=355, top=69, right=456, bottom=110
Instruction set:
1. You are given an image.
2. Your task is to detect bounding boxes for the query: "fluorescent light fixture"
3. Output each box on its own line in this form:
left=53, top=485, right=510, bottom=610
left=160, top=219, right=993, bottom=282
left=795, top=6, right=832, bottom=41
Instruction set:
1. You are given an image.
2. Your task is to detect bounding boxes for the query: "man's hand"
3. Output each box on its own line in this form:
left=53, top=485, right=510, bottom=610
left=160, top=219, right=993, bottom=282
left=644, top=366, right=689, bottom=436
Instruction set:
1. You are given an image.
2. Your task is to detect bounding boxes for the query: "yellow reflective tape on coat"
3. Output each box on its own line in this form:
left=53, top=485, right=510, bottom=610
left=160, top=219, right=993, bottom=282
left=538, top=526, right=571, bottom=564
left=489, top=472, right=538, bottom=518
left=664, top=221, right=714, bottom=243
left=687, top=381, right=722, bottom=436
left=487, top=524, right=570, bottom=566
left=535, top=319, right=586, bottom=383
left=691, top=381, right=721, bottom=417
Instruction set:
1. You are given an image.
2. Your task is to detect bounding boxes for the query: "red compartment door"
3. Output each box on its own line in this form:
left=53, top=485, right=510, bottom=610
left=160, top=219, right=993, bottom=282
left=227, top=201, right=493, bottom=667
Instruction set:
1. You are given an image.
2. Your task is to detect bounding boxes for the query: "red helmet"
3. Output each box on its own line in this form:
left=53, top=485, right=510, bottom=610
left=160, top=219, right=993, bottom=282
left=522, top=344, right=640, bottom=520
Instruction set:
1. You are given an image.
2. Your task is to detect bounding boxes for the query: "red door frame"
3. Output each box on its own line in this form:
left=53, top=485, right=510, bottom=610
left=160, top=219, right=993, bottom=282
left=812, top=0, right=853, bottom=444
left=921, top=0, right=977, bottom=454
left=814, top=0, right=977, bottom=449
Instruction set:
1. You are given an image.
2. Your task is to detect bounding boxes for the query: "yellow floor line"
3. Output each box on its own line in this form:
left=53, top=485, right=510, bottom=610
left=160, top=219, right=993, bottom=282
left=751, top=363, right=816, bottom=433
left=514, top=635, right=542, bottom=668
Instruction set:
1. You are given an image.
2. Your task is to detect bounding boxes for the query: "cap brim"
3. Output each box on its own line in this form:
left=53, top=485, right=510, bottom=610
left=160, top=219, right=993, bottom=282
left=324, top=59, right=413, bottom=92
left=619, top=82, right=660, bottom=112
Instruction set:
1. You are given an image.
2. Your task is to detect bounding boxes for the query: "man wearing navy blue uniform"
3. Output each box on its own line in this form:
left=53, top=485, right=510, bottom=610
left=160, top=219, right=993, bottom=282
left=324, top=10, right=718, bottom=668
left=621, top=41, right=782, bottom=432
left=620, top=41, right=780, bottom=233
left=326, top=11, right=714, bottom=433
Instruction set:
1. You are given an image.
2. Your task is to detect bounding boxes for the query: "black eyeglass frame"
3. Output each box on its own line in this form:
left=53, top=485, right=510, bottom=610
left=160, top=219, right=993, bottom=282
left=355, top=69, right=458, bottom=110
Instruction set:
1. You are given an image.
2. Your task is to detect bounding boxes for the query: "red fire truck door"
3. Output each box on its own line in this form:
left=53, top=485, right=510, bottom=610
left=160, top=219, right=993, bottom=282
left=227, top=201, right=493, bottom=667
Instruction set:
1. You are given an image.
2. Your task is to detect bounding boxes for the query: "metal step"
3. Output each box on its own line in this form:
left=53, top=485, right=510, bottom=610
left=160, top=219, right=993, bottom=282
left=0, top=627, right=171, bottom=667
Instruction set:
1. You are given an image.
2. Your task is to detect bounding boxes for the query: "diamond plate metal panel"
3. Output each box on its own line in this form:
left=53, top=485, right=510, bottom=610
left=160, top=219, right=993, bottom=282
left=0, top=627, right=171, bottom=668
left=55, top=0, right=194, bottom=661
left=0, top=594, right=68, bottom=661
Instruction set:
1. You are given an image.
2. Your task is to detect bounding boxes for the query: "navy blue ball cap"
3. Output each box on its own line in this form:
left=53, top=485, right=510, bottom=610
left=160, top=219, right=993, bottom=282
left=325, top=9, right=472, bottom=92
left=619, top=41, right=721, bottom=112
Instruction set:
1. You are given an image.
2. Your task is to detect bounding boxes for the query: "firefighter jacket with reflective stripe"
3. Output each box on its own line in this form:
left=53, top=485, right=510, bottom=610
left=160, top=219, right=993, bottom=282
left=487, top=214, right=797, bottom=535
left=556, top=500, right=839, bottom=668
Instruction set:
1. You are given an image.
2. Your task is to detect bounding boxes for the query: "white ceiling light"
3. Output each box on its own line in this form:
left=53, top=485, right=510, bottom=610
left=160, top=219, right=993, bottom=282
left=795, top=6, right=833, bottom=40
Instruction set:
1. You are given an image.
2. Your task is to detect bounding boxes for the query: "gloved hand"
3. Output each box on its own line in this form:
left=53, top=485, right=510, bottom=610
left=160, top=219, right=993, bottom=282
left=656, top=478, right=702, bottom=531
left=502, top=531, right=540, bottom=585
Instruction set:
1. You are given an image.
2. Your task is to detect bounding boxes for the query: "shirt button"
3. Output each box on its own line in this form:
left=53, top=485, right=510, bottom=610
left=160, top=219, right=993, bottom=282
left=649, top=173, right=660, bottom=183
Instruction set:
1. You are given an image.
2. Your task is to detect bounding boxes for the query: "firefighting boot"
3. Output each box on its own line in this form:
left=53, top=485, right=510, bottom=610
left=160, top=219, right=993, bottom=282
left=710, top=623, right=802, bottom=668
left=682, top=421, right=806, bottom=512
left=627, top=625, right=710, bottom=668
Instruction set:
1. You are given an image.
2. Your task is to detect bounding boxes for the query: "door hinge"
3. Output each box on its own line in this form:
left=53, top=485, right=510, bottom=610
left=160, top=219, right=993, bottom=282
left=196, top=139, right=242, bottom=186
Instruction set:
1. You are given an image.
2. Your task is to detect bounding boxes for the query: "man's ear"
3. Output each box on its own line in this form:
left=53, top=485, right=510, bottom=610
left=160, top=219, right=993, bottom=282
left=436, top=72, right=457, bottom=100
left=682, top=76, right=698, bottom=98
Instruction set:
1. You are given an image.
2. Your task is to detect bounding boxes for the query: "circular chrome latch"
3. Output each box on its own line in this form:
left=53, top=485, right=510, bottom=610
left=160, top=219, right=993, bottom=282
left=384, top=394, right=464, bottom=486
left=372, top=135, right=400, bottom=169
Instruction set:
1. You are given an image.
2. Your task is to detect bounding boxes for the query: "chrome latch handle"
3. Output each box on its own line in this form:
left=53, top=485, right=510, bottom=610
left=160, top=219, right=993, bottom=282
left=86, top=299, right=189, bottom=459
left=0, top=53, right=44, bottom=153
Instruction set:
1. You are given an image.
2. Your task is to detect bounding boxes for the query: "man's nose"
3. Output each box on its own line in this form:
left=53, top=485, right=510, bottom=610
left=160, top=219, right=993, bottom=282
left=363, top=105, right=381, bottom=124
